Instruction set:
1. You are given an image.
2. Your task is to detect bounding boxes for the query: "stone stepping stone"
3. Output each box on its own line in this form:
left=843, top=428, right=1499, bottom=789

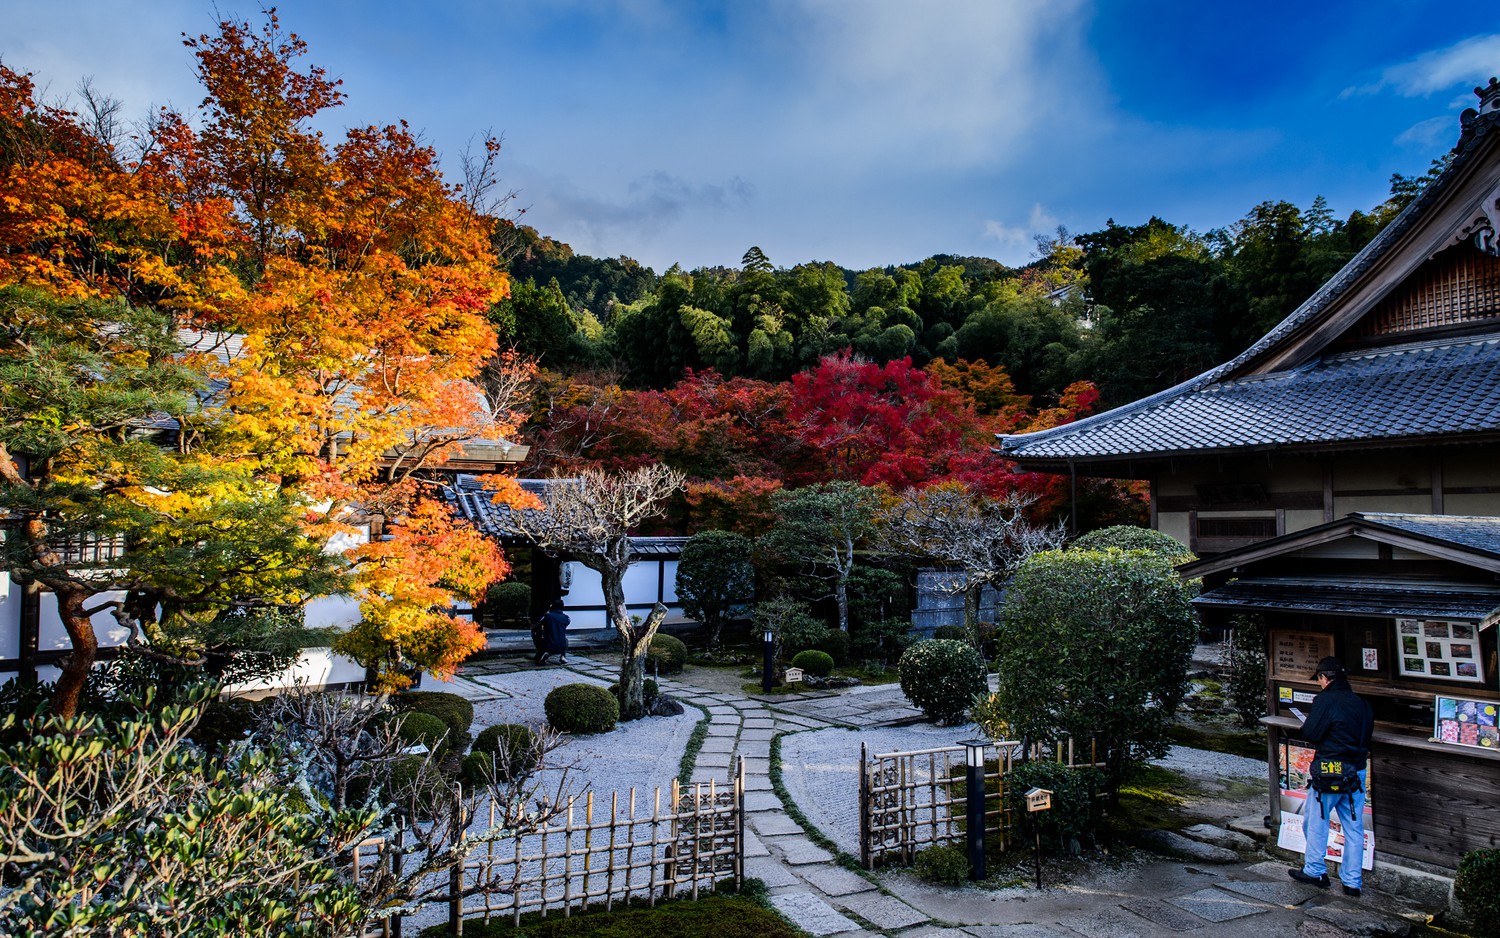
left=769, top=892, right=863, bottom=935
left=1166, top=887, right=1269, bottom=923
left=966, top=926, right=1081, bottom=938
left=1120, top=897, right=1207, bottom=931
left=800, top=864, right=877, bottom=897
left=745, top=857, right=800, bottom=888
left=749, top=813, right=805, bottom=836
left=1216, top=877, right=1323, bottom=906
left=1304, top=902, right=1415, bottom=937
left=778, top=839, right=836, bottom=865
left=1063, top=908, right=1166, bottom=937
left=834, top=892, right=927, bottom=930
left=1137, top=830, right=1238, bottom=863
left=1180, top=823, right=1258, bottom=852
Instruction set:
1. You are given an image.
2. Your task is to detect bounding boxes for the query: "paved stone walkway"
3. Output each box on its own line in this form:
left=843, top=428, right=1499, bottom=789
left=454, top=654, right=1428, bottom=938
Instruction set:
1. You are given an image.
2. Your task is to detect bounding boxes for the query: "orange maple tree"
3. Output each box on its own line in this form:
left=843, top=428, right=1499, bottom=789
left=0, top=11, right=532, bottom=693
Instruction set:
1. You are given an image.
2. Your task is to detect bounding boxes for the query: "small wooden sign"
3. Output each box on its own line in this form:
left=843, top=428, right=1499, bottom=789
left=1025, top=787, right=1052, bottom=812
left=1270, top=630, right=1334, bottom=679
left=784, top=667, right=805, bottom=683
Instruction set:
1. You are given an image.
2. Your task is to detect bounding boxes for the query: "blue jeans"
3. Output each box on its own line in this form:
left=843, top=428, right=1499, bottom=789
left=1302, top=770, right=1367, bottom=888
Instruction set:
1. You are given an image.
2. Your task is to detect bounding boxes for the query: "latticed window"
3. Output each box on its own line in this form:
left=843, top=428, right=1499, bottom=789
left=1357, top=242, right=1500, bottom=337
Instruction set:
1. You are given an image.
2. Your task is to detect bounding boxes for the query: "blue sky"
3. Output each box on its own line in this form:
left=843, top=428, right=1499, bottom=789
left=4, top=1, right=1494, bottom=272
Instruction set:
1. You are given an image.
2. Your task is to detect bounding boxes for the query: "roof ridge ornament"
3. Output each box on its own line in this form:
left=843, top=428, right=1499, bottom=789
left=1459, top=76, right=1500, bottom=151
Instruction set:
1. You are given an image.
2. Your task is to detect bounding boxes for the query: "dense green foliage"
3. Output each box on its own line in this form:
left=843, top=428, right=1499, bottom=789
left=1457, top=848, right=1500, bottom=938
left=913, top=843, right=970, bottom=886
left=484, top=581, right=532, bottom=627
left=394, top=711, right=452, bottom=759
left=790, top=650, right=835, bottom=678
left=897, top=639, right=987, bottom=725
left=1225, top=615, right=1270, bottom=728
left=1005, top=761, right=1108, bottom=850
left=392, top=692, right=475, bottom=737
left=994, top=549, right=1198, bottom=788
left=1070, top=525, right=1194, bottom=563
left=675, top=530, right=755, bottom=646
left=544, top=683, right=620, bottom=735
left=467, top=723, right=539, bottom=783
left=646, top=634, right=689, bottom=674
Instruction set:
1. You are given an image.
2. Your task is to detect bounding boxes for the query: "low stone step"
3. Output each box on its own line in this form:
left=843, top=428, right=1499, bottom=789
left=1135, top=829, right=1239, bottom=863
left=1180, top=822, right=1259, bottom=853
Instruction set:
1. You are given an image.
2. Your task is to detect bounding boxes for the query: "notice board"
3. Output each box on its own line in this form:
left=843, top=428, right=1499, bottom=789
left=1271, top=630, right=1335, bottom=679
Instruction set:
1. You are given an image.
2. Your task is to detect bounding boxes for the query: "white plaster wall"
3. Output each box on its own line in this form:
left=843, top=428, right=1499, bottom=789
left=38, top=590, right=130, bottom=651
left=0, top=572, right=19, bottom=662
left=305, top=594, right=362, bottom=630
left=225, top=647, right=367, bottom=693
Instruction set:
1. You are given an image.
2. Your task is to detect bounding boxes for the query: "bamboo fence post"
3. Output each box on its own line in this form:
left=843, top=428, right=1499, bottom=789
left=858, top=742, right=870, bottom=868
left=735, top=756, right=746, bottom=890
left=606, top=790, right=619, bottom=912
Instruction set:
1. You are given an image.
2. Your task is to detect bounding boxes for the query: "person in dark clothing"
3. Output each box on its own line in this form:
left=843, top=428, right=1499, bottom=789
left=534, top=600, right=571, bottom=665
left=1289, top=655, right=1374, bottom=897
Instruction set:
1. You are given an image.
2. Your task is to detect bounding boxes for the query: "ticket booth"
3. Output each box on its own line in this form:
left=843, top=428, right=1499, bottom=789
left=1180, top=513, right=1500, bottom=872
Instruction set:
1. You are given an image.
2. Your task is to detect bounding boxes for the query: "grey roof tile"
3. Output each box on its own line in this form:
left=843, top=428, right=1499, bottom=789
left=999, top=336, right=1500, bottom=461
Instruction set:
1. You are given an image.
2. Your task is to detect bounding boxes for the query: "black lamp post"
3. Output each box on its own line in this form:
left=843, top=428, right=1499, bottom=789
left=959, top=738, right=988, bottom=880
left=761, top=628, right=775, bottom=693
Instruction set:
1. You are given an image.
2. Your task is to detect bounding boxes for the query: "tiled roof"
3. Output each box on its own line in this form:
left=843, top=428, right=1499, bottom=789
left=447, top=476, right=687, bottom=555
left=998, top=335, right=1500, bottom=462
left=1192, top=576, right=1500, bottom=624
left=1353, top=512, right=1500, bottom=559
left=998, top=104, right=1500, bottom=466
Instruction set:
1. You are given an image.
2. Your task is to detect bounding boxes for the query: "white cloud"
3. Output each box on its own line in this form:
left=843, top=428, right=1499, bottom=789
left=1395, top=115, right=1457, bottom=149
left=982, top=203, right=1059, bottom=260
left=1345, top=34, right=1500, bottom=98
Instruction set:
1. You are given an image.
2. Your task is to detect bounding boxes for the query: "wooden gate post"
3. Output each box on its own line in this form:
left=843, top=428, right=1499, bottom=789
left=858, top=742, right=871, bottom=869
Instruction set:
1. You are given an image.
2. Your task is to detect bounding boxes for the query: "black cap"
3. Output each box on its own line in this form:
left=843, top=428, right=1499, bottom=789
left=1312, top=656, right=1345, bottom=678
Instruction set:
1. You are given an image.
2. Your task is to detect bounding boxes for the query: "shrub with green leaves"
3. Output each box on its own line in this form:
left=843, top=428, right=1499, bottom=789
left=1004, top=760, right=1107, bottom=850
left=465, top=724, right=540, bottom=786
left=1457, top=848, right=1500, bottom=938
left=485, top=581, right=532, bottom=626
left=850, top=617, right=914, bottom=665
left=676, top=530, right=755, bottom=647
left=790, top=650, right=835, bottom=678
left=897, top=639, right=987, bottom=725
left=913, top=843, right=970, bottom=886
left=995, top=548, right=1197, bottom=790
left=545, top=683, right=620, bottom=734
left=391, top=691, right=474, bottom=737
left=933, top=625, right=966, bottom=641
left=1225, top=614, right=1269, bottom=727
left=646, top=634, right=689, bottom=674
left=754, top=596, right=827, bottom=660
left=395, top=710, right=451, bottom=758
left=189, top=695, right=262, bottom=751
left=1071, top=525, right=1195, bottom=563
left=816, top=629, right=851, bottom=663
left=387, top=754, right=449, bottom=820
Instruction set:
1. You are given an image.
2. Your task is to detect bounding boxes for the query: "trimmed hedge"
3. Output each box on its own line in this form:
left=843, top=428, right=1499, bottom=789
left=485, top=581, right=532, bottom=626
left=790, top=650, right=835, bottom=678
left=897, top=639, right=986, bottom=725
left=1004, top=760, right=1106, bottom=849
left=646, top=634, right=689, bottom=674
left=469, top=723, right=539, bottom=781
left=391, top=691, right=474, bottom=736
left=395, top=711, right=451, bottom=758
left=545, top=683, right=619, bottom=735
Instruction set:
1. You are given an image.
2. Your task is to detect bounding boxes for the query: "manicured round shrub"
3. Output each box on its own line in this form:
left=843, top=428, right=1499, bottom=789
left=608, top=679, right=659, bottom=703
left=394, top=711, right=451, bottom=758
left=646, top=634, right=689, bottom=674
left=790, top=650, right=835, bottom=678
left=470, top=723, right=539, bottom=779
left=913, top=843, right=970, bottom=886
left=1071, top=525, right=1194, bottom=563
left=391, top=691, right=474, bottom=736
left=544, top=683, right=619, bottom=734
left=897, top=639, right=986, bottom=725
left=1457, top=848, right=1500, bottom=938
left=816, top=629, right=851, bottom=664
left=485, top=580, right=532, bottom=626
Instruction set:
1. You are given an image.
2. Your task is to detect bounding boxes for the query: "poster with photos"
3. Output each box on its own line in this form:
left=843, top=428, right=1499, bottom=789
left=1396, top=619, right=1484, bottom=683
left=1434, top=696, right=1500, bottom=751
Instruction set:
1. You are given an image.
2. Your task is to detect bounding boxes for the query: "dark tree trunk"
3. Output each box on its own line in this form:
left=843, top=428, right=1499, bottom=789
left=52, top=587, right=98, bottom=718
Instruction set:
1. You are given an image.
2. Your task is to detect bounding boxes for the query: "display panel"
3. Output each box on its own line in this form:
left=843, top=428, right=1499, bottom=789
left=1433, top=695, right=1500, bottom=750
left=1396, top=619, right=1485, bottom=683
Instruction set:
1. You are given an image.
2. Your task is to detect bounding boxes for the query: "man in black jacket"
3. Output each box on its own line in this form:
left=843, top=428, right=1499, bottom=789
left=1289, top=655, right=1374, bottom=897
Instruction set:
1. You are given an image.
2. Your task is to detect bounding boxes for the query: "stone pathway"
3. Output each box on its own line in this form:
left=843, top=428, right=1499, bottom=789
left=452, top=653, right=1428, bottom=938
